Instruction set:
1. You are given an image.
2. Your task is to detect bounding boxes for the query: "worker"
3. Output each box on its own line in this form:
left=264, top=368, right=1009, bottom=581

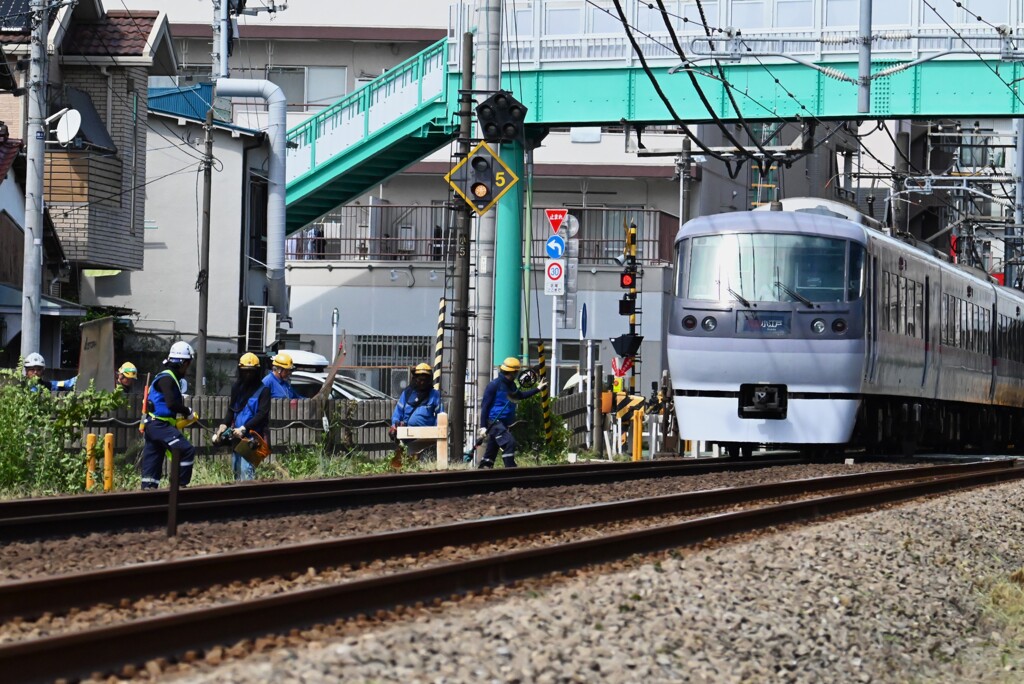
left=22, top=352, right=75, bottom=391
left=215, top=353, right=272, bottom=481
left=115, top=362, right=138, bottom=392
left=140, top=341, right=197, bottom=490
left=389, top=363, right=444, bottom=440
left=477, top=357, right=546, bottom=468
left=262, top=352, right=301, bottom=399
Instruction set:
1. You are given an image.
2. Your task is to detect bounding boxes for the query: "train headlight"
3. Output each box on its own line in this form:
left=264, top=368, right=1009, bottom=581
left=832, top=318, right=848, bottom=334
left=811, top=318, right=826, bottom=334
left=701, top=316, right=717, bottom=332
left=683, top=315, right=697, bottom=330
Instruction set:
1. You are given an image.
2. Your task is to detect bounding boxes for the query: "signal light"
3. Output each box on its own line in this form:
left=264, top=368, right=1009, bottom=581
left=476, top=90, right=528, bottom=144
left=619, top=270, right=636, bottom=289
left=611, top=333, right=644, bottom=358
left=466, top=155, right=494, bottom=208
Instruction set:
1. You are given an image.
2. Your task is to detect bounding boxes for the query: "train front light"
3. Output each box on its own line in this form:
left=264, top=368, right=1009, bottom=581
left=701, top=316, right=717, bottom=332
left=683, top=315, right=697, bottom=330
left=832, top=318, right=848, bottom=334
left=811, top=318, right=826, bottom=334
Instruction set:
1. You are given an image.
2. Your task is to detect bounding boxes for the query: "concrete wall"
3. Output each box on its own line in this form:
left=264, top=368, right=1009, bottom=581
left=119, top=1, right=451, bottom=29
left=80, top=115, right=269, bottom=354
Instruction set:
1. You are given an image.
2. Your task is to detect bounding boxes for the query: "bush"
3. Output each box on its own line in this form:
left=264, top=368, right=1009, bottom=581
left=0, top=369, right=127, bottom=495
left=510, top=394, right=571, bottom=462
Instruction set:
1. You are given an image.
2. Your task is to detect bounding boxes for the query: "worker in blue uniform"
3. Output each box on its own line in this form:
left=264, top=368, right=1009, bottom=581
left=140, top=341, right=197, bottom=489
left=477, top=357, right=546, bottom=468
left=389, top=363, right=444, bottom=441
left=22, top=353, right=76, bottom=391
left=216, top=352, right=272, bottom=481
left=262, top=352, right=301, bottom=399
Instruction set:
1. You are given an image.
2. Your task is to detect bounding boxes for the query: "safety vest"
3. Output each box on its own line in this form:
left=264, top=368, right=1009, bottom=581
left=146, top=370, right=180, bottom=424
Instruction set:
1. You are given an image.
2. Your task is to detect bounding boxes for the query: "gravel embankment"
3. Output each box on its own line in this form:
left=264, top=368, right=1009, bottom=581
left=161, top=479, right=1024, bottom=684
left=0, top=462, right=909, bottom=581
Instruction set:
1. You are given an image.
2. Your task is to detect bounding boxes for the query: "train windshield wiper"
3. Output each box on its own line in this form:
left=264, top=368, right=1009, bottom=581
left=727, top=286, right=751, bottom=308
left=774, top=280, right=814, bottom=308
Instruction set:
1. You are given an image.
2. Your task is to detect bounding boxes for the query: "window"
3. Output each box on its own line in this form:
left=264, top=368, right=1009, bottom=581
left=545, top=6, right=581, bottom=34
left=825, top=0, right=857, bottom=26
left=776, top=0, right=813, bottom=27
left=248, top=176, right=268, bottom=266
left=589, top=3, right=621, bottom=32
left=266, top=67, right=306, bottom=112
left=306, top=66, right=348, bottom=108
left=682, top=2, right=718, bottom=30
left=730, top=0, right=765, bottom=28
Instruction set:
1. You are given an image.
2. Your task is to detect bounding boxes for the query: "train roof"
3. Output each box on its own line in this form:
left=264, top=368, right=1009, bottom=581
left=676, top=210, right=869, bottom=244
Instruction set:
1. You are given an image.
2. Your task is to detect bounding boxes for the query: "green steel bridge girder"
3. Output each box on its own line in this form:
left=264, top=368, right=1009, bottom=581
left=498, top=59, right=1024, bottom=124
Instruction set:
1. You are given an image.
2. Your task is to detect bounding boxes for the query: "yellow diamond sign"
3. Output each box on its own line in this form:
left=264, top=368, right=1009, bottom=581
left=444, top=141, right=519, bottom=216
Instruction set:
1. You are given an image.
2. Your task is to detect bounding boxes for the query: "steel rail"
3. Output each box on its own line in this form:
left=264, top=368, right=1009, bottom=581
left=3, top=462, right=1021, bottom=683
left=0, top=461, right=1003, bottom=623
left=0, top=457, right=809, bottom=541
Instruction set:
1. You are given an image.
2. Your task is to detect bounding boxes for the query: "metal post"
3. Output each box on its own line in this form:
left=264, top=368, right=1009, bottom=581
left=331, top=307, right=340, bottom=363
left=857, top=0, right=872, bottom=114
left=550, top=295, right=558, bottom=398
left=1011, top=119, right=1024, bottom=288
left=522, top=146, right=535, bottom=361
left=211, top=0, right=221, bottom=79
left=20, top=0, right=48, bottom=359
left=196, top=109, right=214, bottom=396
left=450, top=33, right=474, bottom=461
left=473, top=0, right=502, bottom=420
left=219, top=0, right=231, bottom=78
left=585, top=340, right=593, bottom=450
left=894, top=128, right=910, bottom=234
left=679, top=137, right=691, bottom=225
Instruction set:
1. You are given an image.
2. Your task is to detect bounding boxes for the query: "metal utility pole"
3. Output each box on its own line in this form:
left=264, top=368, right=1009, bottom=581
left=450, top=33, right=474, bottom=461
left=857, top=0, right=872, bottom=114
left=196, top=109, right=214, bottom=396
left=1012, top=118, right=1024, bottom=288
left=678, top=137, right=692, bottom=225
left=472, top=0, right=502, bottom=423
left=20, top=0, right=48, bottom=359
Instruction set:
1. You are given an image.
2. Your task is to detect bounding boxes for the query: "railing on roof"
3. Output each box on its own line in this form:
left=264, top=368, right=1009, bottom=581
left=285, top=39, right=449, bottom=184
left=286, top=205, right=678, bottom=264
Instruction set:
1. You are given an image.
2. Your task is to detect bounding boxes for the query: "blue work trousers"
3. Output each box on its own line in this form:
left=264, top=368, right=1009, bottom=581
left=480, top=421, right=517, bottom=468
left=141, top=419, right=196, bottom=489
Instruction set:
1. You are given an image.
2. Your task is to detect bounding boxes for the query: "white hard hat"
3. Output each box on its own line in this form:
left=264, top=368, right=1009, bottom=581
left=167, top=341, right=195, bottom=362
left=23, top=352, right=45, bottom=368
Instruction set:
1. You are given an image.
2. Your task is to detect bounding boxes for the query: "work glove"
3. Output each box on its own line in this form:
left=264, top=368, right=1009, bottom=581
left=213, top=424, right=228, bottom=445
left=388, top=425, right=398, bottom=441
left=233, top=426, right=247, bottom=439
left=536, top=379, right=548, bottom=392
left=477, top=427, right=488, bottom=441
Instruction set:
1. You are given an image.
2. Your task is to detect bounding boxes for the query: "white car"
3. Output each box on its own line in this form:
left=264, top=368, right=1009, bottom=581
left=275, top=349, right=392, bottom=401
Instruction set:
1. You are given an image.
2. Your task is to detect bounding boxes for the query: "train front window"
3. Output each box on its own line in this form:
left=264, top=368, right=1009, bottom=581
left=683, top=233, right=858, bottom=303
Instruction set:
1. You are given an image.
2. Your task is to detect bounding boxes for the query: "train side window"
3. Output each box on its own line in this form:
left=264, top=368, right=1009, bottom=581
left=898, top=276, right=908, bottom=336
left=674, top=239, right=689, bottom=298
left=846, top=243, right=865, bottom=301
left=905, top=279, right=916, bottom=338
left=914, top=282, right=924, bottom=339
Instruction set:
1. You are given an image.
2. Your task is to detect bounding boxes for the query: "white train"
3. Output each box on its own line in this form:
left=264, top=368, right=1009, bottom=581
left=666, top=198, right=1024, bottom=455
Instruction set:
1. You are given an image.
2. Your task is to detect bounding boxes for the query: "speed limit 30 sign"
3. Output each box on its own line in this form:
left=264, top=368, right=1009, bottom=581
left=545, top=258, right=565, bottom=295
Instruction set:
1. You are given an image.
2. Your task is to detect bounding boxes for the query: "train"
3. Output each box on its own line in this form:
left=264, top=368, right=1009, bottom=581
left=666, top=197, right=1024, bottom=456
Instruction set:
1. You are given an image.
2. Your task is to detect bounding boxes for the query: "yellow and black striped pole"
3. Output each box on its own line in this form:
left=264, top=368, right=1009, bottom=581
left=537, top=342, right=553, bottom=445
left=434, top=297, right=445, bottom=391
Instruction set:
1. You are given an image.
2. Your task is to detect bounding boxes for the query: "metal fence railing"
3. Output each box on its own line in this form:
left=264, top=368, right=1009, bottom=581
left=287, top=206, right=678, bottom=265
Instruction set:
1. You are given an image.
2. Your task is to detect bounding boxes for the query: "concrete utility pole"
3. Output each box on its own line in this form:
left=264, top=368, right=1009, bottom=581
left=211, top=0, right=222, bottom=79
left=450, top=33, right=474, bottom=461
left=1011, top=118, right=1024, bottom=288
left=196, top=109, right=214, bottom=396
left=471, top=0, right=502, bottom=435
left=20, top=0, right=49, bottom=359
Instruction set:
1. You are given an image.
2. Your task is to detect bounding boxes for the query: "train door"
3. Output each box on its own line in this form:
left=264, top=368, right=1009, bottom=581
left=990, top=302, right=998, bottom=401
left=866, top=255, right=879, bottom=383
left=921, top=276, right=930, bottom=388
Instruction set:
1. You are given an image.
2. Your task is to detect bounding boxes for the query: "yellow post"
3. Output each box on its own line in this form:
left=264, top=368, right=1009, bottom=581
left=631, top=406, right=644, bottom=461
left=538, top=342, right=553, bottom=445
left=85, top=433, right=97, bottom=490
left=103, top=433, right=114, bottom=492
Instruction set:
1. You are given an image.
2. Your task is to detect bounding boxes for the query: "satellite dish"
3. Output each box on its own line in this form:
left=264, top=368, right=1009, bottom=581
left=55, top=109, right=81, bottom=146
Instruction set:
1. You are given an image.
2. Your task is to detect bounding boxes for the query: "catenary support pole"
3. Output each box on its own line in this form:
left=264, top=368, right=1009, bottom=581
left=450, top=33, right=474, bottom=461
left=1012, top=119, right=1024, bottom=288
left=494, top=141, right=524, bottom=361
left=196, top=108, right=214, bottom=396
left=20, top=0, right=48, bottom=359
left=857, top=0, right=872, bottom=114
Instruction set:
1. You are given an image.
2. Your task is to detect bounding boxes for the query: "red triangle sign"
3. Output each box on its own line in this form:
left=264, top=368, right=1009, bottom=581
left=545, top=208, right=568, bottom=233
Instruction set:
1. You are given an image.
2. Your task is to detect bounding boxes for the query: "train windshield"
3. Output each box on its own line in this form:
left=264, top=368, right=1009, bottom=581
left=677, top=233, right=865, bottom=304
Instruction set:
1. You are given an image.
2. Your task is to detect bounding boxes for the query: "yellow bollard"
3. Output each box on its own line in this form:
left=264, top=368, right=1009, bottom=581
left=103, top=434, right=114, bottom=492
left=85, top=433, right=97, bottom=490
left=631, top=407, right=644, bottom=461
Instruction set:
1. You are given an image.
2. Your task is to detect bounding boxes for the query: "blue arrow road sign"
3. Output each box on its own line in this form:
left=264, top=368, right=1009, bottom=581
left=545, top=234, right=566, bottom=259
left=581, top=303, right=588, bottom=338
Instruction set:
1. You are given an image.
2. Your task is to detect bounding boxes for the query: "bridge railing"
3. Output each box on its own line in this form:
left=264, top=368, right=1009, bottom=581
left=286, top=39, right=449, bottom=184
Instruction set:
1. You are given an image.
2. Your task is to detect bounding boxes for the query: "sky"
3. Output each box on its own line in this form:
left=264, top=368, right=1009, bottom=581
left=116, top=0, right=452, bottom=28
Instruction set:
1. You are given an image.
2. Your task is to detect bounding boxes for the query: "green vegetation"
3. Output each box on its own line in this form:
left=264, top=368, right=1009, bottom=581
left=974, top=568, right=1024, bottom=675
left=510, top=394, right=571, bottom=463
left=0, top=367, right=127, bottom=495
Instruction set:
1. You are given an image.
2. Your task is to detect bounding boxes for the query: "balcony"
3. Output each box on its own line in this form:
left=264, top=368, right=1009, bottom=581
left=286, top=205, right=679, bottom=265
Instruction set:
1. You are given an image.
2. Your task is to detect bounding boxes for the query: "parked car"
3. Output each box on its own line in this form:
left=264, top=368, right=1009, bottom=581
left=275, top=349, right=392, bottom=401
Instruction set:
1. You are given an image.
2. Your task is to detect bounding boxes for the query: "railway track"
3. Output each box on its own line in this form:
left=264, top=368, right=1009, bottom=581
left=1, top=459, right=1020, bottom=682
left=0, top=456, right=809, bottom=541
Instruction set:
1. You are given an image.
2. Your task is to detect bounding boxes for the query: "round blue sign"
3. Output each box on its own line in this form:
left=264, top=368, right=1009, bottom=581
left=545, top=234, right=566, bottom=259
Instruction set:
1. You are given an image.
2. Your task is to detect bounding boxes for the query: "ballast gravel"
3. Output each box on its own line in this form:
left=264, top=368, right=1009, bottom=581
left=164, top=479, right=1024, bottom=684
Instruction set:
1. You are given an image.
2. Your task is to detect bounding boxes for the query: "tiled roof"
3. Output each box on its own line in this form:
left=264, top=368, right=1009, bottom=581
left=62, top=10, right=159, bottom=57
left=0, top=137, right=20, bottom=182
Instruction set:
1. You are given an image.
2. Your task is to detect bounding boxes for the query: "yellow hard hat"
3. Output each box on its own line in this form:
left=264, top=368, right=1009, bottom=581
left=239, top=352, right=260, bottom=368
left=413, top=363, right=432, bottom=376
left=271, top=353, right=294, bottom=370
left=499, top=357, right=521, bottom=372
left=117, top=362, right=137, bottom=378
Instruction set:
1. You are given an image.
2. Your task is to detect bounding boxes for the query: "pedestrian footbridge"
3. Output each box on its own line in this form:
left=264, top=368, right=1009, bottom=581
left=286, top=0, right=1024, bottom=232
